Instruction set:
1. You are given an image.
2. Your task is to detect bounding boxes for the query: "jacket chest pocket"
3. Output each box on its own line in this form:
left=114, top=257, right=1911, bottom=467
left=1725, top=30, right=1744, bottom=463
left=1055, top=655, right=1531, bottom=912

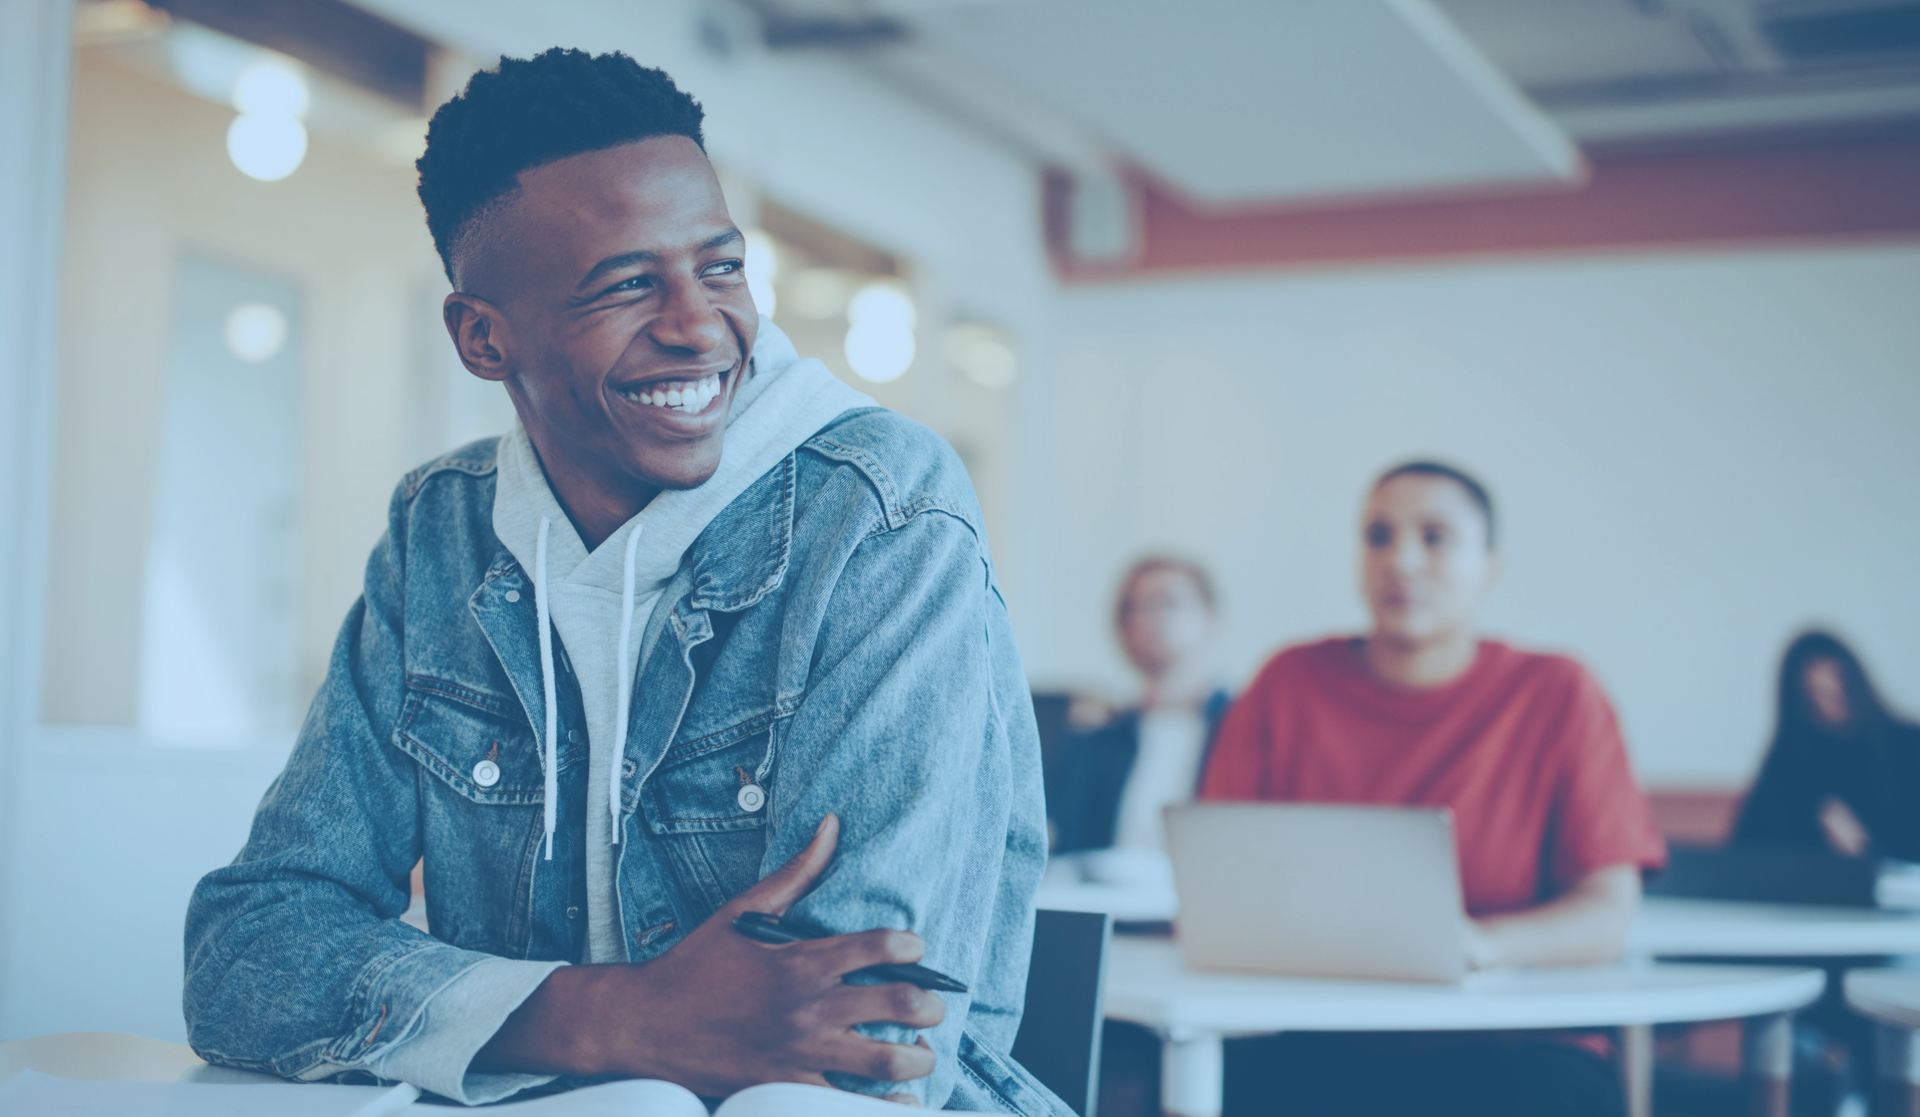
left=641, top=713, right=784, bottom=835
left=392, top=679, right=585, bottom=957
left=393, top=682, right=560, bottom=804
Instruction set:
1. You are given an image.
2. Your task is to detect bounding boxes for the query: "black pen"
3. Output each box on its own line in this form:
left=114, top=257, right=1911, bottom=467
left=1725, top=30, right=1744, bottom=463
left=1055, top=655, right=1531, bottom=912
left=732, top=911, right=969, bottom=994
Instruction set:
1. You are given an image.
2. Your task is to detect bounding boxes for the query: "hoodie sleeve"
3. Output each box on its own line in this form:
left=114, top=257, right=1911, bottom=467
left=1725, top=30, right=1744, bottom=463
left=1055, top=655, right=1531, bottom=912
left=757, top=500, right=1048, bottom=1108
left=181, top=482, right=559, bottom=1102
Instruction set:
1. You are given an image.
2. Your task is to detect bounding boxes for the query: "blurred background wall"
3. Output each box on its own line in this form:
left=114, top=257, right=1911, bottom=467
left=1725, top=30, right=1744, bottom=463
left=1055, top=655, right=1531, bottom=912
left=1024, top=243, right=1920, bottom=786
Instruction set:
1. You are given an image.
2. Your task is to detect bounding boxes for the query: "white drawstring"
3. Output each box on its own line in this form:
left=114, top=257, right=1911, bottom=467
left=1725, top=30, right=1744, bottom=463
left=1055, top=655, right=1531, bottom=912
left=610, top=524, right=643, bottom=845
left=535, top=518, right=558, bottom=861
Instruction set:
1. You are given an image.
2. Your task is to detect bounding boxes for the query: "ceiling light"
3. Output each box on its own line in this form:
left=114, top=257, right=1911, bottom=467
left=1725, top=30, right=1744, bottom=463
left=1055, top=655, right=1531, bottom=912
left=232, top=59, right=309, bottom=118
left=226, top=57, right=308, bottom=182
left=744, top=229, right=778, bottom=319
left=224, top=303, right=288, bottom=363
left=845, top=282, right=915, bottom=383
left=227, top=114, right=308, bottom=181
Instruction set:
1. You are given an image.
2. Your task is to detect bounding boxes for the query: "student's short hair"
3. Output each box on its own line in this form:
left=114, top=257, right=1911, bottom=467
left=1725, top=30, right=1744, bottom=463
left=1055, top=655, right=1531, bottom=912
left=416, top=48, right=707, bottom=284
left=1115, top=556, right=1218, bottom=626
left=1371, top=460, right=1497, bottom=549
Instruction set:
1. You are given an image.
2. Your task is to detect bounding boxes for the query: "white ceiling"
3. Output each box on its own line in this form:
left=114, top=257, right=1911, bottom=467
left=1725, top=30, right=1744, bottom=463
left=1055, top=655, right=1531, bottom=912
left=907, top=0, right=1581, bottom=207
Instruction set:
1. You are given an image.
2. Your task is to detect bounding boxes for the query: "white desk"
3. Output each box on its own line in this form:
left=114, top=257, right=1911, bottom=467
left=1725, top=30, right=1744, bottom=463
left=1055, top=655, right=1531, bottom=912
left=0, top=1031, right=282, bottom=1085
left=1034, top=878, right=1178, bottom=924
left=1036, top=885, right=1920, bottom=957
left=1842, top=969, right=1920, bottom=1115
left=1104, top=936, right=1825, bottom=1117
left=1631, top=898, right=1920, bottom=959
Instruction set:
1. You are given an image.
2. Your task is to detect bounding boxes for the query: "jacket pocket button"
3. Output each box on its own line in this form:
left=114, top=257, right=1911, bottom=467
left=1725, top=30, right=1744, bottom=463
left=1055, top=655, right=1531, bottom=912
left=471, top=759, right=501, bottom=788
left=504, top=590, right=520, bottom=603
left=736, top=783, right=766, bottom=813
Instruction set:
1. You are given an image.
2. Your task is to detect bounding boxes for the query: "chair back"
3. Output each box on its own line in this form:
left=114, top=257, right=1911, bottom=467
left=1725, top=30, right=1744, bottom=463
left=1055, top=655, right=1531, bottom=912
left=1011, top=908, right=1113, bottom=1117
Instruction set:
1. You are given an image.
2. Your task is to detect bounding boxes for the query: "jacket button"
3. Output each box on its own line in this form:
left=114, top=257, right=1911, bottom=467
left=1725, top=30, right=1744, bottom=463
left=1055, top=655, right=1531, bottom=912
left=471, top=759, right=501, bottom=788
left=504, top=590, right=520, bottom=603
left=737, top=783, right=766, bottom=812
left=565, top=906, right=579, bottom=920
left=621, top=760, right=637, bottom=779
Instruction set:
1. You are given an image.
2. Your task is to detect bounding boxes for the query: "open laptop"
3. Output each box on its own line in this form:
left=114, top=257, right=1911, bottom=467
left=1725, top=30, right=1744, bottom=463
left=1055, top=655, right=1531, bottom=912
left=1164, top=802, right=1468, bottom=983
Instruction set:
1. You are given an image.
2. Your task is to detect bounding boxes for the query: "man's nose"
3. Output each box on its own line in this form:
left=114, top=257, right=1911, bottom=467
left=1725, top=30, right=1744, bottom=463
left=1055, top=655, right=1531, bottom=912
left=647, top=280, right=731, bottom=353
left=1391, top=536, right=1425, bottom=574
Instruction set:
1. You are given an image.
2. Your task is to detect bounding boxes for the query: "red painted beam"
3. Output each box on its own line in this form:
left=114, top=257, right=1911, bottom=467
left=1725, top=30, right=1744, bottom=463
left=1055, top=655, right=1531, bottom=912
left=1049, top=133, right=1920, bottom=278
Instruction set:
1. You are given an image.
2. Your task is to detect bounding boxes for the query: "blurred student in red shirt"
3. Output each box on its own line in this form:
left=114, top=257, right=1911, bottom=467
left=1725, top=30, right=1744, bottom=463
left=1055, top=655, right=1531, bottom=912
left=1201, top=461, right=1666, bottom=1117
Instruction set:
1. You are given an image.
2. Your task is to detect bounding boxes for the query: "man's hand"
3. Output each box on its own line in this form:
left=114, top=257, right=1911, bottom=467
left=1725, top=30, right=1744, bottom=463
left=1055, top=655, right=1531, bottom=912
left=472, top=815, right=945, bottom=1098
left=1463, top=863, right=1642, bottom=970
left=1819, top=797, right=1870, bottom=858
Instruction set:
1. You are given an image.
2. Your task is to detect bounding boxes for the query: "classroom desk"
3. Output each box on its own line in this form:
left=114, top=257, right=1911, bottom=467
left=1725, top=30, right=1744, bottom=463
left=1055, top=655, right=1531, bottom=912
left=1842, top=970, right=1920, bottom=1117
left=1629, top=897, right=1920, bottom=959
left=1034, top=884, right=1920, bottom=956
left=1033, top=877, right=1178, bottom=924
left=1103, top=936, right=1824, bottom=1117
left=0, top=1030, right=282, bottom=1085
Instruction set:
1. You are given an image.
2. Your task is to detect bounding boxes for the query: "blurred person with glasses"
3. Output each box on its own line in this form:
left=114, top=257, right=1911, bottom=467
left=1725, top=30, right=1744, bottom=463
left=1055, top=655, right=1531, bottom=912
left=1048, top=557, right=1230, bottom=882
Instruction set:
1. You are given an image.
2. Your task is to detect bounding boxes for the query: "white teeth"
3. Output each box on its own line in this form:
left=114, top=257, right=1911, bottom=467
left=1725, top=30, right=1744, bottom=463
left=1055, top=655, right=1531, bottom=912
left=625, top=374, right=721, bottom=413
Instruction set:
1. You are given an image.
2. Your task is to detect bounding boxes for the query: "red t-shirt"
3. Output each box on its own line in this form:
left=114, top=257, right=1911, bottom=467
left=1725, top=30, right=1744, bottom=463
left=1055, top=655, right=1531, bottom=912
left=1200, top=637, right=1666, bottom=917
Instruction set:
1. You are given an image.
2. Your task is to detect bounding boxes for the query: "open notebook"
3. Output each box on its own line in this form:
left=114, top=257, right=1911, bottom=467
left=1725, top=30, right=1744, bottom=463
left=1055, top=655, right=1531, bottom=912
left=0, top=1070, right=912, bottom=1116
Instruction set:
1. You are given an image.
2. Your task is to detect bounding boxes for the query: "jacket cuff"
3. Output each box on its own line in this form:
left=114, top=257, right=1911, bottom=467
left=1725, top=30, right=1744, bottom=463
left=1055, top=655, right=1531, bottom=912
left=367, top=955, right=566, bottom=1104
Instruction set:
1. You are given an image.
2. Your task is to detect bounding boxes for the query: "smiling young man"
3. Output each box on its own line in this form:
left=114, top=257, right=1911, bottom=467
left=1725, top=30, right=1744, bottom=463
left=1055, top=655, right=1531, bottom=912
left=183, top=49, right=1060, bottom=1113
left=1199, top=461, right=1667, bottom=1117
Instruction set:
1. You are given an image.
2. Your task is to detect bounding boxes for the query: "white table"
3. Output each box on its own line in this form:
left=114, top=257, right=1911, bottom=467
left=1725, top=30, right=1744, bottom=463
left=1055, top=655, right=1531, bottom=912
left=0, top=1031, right=282, bottom=1085
left=1104, top=936, right=1825, bottom=1117
left=1035, top=887, right=1920, bottom=956
left=1034, top=878, right=1178, bottom=924
left=1842, top=969, right=1920, bottom=1117
left=1631, top=898, right=1920, bottom=959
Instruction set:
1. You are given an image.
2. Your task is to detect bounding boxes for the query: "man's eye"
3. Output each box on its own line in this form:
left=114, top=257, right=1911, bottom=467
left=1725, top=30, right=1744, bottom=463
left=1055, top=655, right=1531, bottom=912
left=1365, top=526, right=1391, bottom=547
left=1424, top=528, right=1449, bottom=547
left=610, top=276, right=653, bottom=293
left=705, top=260, right=743, bottom=276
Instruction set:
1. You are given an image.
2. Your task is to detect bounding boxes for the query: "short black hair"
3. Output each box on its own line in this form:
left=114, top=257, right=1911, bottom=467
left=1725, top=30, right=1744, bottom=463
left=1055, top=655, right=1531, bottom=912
left=416, top=48, right=707, bottom=284
left=1372, top=460, right=1497, bottom=548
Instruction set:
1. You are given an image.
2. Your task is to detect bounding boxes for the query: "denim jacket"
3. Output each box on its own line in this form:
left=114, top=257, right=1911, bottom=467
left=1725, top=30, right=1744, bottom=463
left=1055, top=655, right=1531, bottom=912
left=183, top=408, right=1064, bottom=1113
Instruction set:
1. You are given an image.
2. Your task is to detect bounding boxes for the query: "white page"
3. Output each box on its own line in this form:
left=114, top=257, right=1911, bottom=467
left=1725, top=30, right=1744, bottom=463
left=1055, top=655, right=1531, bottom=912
left=406, top=1079, right=706, bottom=1117
left=715, top=1082, right=918, bottom=1117
left=0, top=1070, right=900, bottom=1117
left=0, top=1070, right=388, bottom=1116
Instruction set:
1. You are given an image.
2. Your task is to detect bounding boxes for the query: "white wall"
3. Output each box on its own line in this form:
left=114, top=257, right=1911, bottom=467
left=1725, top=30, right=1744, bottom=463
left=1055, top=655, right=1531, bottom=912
left=0, top=0, right=71, bottom=1045
left=1020, top=243, right=1920, bottom=788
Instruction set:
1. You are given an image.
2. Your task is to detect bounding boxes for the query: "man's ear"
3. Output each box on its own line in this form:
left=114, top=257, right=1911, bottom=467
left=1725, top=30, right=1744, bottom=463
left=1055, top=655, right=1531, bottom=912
left=444, top=292, right=513, bottom=383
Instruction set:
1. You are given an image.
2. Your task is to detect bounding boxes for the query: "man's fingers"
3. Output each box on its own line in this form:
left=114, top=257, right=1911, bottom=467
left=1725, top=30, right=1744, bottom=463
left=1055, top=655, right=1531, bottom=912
left=816, top=1035, right=937, bottom=1085
left=731, top=814, right=839, bottom=916
left=800, top=927, right=926, bottom=979
left=820, top=981, right=947, bottom=1030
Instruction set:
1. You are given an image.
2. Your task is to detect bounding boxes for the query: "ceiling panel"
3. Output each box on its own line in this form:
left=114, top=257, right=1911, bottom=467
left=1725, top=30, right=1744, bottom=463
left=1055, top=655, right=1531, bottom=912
left=1434, top=0, right=1723, bottom=87
left=912, top=0, right=1580, bottom=207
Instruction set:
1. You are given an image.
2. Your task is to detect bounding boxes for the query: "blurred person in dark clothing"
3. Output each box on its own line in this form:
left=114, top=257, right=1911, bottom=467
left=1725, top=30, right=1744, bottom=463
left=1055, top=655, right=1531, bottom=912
left=1733, top=630, right=1920, bottom=862
left=1048, top=557, right=1230, bottom=866
left=1048, top=557, right=1229, bottom=1117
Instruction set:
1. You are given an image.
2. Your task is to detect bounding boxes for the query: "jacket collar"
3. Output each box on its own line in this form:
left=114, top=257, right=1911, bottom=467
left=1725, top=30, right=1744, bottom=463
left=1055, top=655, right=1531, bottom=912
left=677, top=448, right=795, bottom=616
